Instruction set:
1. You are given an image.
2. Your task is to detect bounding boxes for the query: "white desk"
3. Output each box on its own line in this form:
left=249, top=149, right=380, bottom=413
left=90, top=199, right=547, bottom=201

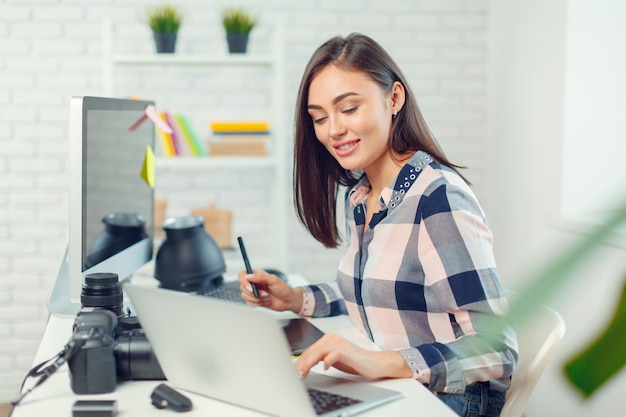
left=12, top=274, right=458, bottom=417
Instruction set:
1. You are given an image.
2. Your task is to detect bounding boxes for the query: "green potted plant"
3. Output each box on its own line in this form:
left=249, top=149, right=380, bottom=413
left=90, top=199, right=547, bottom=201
left=145, top=4, right=184, bottom=53
left=221, top=7, right=257, bottom=53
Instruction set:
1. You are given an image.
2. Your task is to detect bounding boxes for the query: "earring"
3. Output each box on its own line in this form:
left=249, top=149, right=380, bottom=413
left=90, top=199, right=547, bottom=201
left=392, top=109, right=398, bottom=119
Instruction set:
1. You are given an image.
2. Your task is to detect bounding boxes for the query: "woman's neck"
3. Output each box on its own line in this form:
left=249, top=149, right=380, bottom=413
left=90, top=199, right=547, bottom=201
left=364, top=151, right=414, bottom=196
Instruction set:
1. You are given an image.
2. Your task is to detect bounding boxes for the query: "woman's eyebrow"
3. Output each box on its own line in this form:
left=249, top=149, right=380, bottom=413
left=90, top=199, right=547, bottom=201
left=332, top=91, right=358, bottom=105
left=308, top=92, right=359, bottom=110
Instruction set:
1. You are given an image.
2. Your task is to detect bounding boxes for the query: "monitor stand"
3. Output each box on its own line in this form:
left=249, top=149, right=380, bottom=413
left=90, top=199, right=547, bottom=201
left=48, top=246, right=81, bottom=317
left=48, top=240, right=154, bottom=317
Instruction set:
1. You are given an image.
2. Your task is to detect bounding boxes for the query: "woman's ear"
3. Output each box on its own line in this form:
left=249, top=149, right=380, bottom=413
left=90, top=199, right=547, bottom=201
left=390, top=81, right=406, bottom=114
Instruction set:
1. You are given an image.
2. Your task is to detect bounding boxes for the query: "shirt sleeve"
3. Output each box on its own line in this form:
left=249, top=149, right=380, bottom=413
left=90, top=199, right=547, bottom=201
left=297, top=282, right=347, bottom=317
left=398, top=180, right=518, bottom=394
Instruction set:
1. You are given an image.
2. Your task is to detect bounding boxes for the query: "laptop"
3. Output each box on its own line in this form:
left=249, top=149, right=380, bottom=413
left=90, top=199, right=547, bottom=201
left=151, top=277, right=326, bottom=355
left=123, top=283, right=403, bottom=417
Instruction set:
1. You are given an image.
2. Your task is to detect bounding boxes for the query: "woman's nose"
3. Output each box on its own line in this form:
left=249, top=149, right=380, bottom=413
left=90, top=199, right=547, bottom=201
left=328, top=116, right=347, bottom=138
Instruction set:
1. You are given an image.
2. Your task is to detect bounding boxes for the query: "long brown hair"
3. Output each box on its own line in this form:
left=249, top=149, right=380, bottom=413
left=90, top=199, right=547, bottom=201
left=293, top=33, right=464, bottom=248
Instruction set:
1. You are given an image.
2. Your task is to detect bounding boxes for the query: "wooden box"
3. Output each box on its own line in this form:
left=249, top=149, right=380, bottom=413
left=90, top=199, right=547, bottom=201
left=191, top=204, right=233, bottom=249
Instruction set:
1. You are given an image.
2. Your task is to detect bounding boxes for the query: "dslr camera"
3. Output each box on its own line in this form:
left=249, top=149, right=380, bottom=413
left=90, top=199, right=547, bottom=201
left=67, top=272, right=166, bottom=394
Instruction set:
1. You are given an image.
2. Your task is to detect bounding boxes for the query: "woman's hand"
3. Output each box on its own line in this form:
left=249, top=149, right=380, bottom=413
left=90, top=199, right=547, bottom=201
left=237, top=269, right=303, bottom=313
left=295, top=333, right=413, bottom=380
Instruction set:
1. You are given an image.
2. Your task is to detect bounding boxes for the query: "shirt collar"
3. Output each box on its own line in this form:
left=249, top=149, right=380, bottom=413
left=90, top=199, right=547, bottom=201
left=384, top=151, right=432, bottom=210
left=347, top=151, right=432, bottom=209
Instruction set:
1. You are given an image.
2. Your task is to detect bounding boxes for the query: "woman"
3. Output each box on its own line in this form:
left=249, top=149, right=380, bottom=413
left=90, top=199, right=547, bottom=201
left=238, top=33, right=517, bottom=417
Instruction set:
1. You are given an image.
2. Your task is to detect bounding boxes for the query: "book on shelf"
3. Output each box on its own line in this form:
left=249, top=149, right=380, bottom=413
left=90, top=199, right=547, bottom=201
left=156, top=111, right=176, bottom=156
left=210, top=121, right=270, bottom=133
left=213, top=132, right=270, bottom=142
left=208, top=120, right=270, bottom=156
left=156, top=111, right=207, bottom=157
left=164, top=112, right=186, bottom=156
left=176, top=114, right=207, bottom=156
left=207, top=140, right=267, bottom=156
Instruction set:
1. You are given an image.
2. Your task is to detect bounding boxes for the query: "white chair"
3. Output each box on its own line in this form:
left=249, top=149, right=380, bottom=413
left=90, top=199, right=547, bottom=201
left=500, top=291, right=566, bottom=417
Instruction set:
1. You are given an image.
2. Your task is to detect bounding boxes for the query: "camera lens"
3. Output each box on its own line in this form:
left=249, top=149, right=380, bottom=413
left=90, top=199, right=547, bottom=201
left=81, top=272, right=124, bottom=317
left=115, top=316, right=166, bottom=380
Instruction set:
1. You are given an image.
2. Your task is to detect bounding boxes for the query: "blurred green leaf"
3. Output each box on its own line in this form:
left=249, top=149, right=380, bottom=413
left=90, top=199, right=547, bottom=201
left=493, top=199, right=626, bottom=398
left=503, top=201, right=626, bottom=327
left=563, top=278, right=626, bottom=397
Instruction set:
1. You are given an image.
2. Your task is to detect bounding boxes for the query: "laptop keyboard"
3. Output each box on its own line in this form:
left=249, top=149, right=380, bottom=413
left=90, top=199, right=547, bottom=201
left=308, top=387, right=362, bottom=415
left=201, top=281, right=245, bottom=304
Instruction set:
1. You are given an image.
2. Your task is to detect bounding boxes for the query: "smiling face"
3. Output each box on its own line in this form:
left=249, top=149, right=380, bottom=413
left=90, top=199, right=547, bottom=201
left=307, top=65, right=404, bottom=177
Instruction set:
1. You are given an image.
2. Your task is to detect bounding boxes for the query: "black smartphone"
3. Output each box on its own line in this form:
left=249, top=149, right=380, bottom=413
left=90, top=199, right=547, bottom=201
left=72, top=400, right=117, bottom=417
left=281, top=318, right=325, bottom=356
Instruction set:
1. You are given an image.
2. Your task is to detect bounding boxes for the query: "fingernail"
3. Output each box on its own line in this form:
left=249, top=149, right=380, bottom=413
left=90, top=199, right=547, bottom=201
left=246, top=284, right=252, bottom=292
left=298, top=371, right=303, bottom=380
left=245, top=274, right=255, bottom=279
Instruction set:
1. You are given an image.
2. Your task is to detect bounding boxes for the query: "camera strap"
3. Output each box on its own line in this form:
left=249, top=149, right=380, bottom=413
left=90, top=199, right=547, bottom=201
left=11, top=338, right=86, bottom=407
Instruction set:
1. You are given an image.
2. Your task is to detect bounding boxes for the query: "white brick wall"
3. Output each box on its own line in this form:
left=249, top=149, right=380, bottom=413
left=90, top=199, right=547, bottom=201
left=0, top=0, right=488, bottom=402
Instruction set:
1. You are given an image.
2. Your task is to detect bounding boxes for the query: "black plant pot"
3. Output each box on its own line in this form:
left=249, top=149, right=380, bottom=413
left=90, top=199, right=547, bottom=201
left=153, top=32, right=177, bottom=53
left=226, top=33, right=249, bottom=54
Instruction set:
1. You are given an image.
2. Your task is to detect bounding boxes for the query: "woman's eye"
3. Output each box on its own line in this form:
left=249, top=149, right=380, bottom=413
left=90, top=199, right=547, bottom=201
left=312, top=116, right=327, bottom=125
left=343, top=106, right=358, bottom=114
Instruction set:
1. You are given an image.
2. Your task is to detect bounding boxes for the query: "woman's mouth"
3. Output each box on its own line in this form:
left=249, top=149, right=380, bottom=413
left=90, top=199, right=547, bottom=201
left=334, top=139, right=359, bottom=156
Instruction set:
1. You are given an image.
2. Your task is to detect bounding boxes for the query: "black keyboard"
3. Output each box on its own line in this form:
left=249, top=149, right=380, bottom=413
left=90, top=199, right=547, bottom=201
left=308, top=388, right=362, bottom=415
left=202, top=281, right=245, bottom=304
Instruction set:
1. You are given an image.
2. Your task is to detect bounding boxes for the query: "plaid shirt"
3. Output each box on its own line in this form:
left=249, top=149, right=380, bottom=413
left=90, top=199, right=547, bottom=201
left=298, top=151, right=518, bottom=394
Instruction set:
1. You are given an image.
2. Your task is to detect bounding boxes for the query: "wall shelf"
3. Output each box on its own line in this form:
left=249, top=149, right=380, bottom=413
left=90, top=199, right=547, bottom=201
left=102, top=20, right=288, bottom=270
left=155, top=156, right=278, bottom=169
left=110, top=55, right=274, bottom=66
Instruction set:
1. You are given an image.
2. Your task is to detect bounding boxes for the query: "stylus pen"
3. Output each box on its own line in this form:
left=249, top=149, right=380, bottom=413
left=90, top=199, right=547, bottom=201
left=237, top=236, right=259, bottom=298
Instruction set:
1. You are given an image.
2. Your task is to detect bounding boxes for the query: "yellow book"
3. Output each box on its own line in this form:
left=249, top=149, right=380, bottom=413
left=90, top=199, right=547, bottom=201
left=156, top=111, right=176, bottom=156
left=210, top=121, right=270, bottom=133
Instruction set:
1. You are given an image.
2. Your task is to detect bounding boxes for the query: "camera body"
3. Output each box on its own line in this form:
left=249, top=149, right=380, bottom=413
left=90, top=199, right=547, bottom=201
left=67, top=308, right=118, bottom=394
left=66, top=273, right=165, bottom=394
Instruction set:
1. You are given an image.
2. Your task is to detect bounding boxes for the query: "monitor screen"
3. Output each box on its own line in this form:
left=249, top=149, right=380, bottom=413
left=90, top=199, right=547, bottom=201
left=49, top=96, right=156, bottom=315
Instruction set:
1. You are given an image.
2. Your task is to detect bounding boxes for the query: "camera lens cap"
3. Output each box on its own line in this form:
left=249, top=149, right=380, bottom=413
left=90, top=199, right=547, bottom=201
left=117, top=316, right=142, bottom=331
left=151, top=383, right=192, bottom=412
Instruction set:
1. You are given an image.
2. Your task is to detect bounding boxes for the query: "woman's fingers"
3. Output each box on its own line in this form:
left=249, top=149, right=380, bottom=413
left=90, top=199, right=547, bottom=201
left=295, top=334, right=404, bottom=380
left=296, top=334, right=351, bottom=378
left=237, top=269, right=297, bottom=311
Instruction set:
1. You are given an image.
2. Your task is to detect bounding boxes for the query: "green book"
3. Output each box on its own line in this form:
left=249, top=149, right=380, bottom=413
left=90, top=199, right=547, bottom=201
left=175, top=114, right=207, bottom=156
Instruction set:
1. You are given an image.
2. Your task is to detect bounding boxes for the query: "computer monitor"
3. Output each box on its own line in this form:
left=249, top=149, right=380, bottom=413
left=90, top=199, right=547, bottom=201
left=49, top=96, right=156, bottom=316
